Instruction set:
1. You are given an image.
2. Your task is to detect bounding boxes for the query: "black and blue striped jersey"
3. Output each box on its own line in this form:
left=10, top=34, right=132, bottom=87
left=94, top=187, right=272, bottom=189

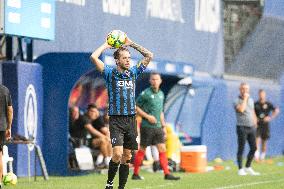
left=103, top=63, right=146, bottom=115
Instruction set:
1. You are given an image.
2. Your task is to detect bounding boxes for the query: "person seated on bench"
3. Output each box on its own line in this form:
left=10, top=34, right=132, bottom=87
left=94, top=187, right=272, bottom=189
left=70, top=104, right=112, bottom=168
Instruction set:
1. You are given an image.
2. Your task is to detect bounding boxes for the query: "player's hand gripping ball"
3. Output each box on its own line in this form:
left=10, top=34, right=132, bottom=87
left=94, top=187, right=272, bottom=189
left=107, top=30, right=127, bottom=48
left=3, top=172, right=17, bottom=185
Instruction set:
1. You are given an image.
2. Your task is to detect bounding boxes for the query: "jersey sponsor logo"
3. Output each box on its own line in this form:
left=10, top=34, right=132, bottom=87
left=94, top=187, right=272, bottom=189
left=24, top=84, right=38, bottom=151
left=117, top=80, right=133, bottom=89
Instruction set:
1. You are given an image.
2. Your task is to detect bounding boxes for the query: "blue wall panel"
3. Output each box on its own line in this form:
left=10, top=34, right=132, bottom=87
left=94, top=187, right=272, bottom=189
left=2, top=62, right=43, bottom=176
left=264, top=0, right=284, bottom=19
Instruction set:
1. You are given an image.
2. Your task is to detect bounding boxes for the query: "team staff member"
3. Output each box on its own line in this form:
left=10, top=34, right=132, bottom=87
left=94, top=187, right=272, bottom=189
left=90, top=35, right=153, bottom=189
left=234, top=83, right=260, bottom=176
left=0, top=85, right=13, bottom=188
left=132, top=72, right=180, bottom=180
left=254, top=89, right=279, bottom=161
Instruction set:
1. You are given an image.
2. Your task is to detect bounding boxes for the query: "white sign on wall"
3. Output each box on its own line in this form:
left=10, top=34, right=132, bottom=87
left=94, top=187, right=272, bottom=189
left=195, top=0, right=220, bottom=33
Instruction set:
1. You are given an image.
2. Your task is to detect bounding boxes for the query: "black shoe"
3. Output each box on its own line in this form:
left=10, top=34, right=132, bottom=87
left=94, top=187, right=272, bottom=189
left=131, top=174, right=144, bottom=180
left=153, top=161, right=160, bottom=172
left=164, top=174, right=180, bottom=180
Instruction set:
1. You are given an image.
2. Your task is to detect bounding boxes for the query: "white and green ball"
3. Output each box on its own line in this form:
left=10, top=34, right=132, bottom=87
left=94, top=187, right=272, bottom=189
left=3, top=172, right=17, bottom=185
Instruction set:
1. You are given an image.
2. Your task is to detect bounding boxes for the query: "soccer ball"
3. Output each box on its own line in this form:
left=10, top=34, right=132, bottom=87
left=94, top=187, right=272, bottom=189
left=3, top=172, right=17, bottom=185
left=107, top=30, right=127, bottom=48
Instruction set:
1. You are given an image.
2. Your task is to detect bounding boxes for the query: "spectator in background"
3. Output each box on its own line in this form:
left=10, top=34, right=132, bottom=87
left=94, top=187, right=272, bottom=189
left=0, top=85, right=13, bottom=189
left=254, top=89, right=279, bottom=162
left=234, top=83, right=260, bottom=176
left=69, top=104, right=112, bottom=168
left=69, top=106, right=86, bottom=146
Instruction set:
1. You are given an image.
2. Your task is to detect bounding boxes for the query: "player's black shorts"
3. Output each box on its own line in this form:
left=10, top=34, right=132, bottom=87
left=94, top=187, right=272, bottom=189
left=256, top=123, right=270, bottom=140
left=109, top=115, right=138, bottom=150
left=0, top=131, right=5, bottom=151
left=140, top=127, right=165, bottom=147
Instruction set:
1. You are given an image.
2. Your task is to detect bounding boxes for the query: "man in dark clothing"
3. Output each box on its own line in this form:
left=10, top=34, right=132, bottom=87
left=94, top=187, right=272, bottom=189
left=0, top=85, right=13, bottom=188
left=69, top=104, right=112, bottom=167
left=254, top=89, right=279, bottom=161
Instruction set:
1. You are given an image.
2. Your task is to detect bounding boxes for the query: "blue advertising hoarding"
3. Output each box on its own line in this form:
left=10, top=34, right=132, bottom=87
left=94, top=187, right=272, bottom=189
left=0, top=0, right=55, bottom=40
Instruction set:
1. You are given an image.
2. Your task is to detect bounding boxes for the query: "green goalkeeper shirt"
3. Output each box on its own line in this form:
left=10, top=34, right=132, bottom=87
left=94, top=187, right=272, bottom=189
left=136, top=87, right=165, bottom=128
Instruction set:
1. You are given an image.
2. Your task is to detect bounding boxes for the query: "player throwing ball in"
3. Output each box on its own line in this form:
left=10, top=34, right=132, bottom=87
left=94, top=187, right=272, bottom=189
left=90, top=34, right=153, bottom=189
left=132, top=72, right=180, bottom=181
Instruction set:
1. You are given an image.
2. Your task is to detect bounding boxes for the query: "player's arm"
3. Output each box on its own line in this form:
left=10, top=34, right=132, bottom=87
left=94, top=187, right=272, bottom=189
left=6, top=105, right=13, bottom=139
left=271, top=106, right=280, bottom=119
left=125, top=37, right=153, bottom=67
left=90, top=42, right=111, bottom=72
left=160, top=112, right=167, bottom=138
left=84, top=123, right=105, bottom=138
left=7, top=106, right=13, bottom=129
left=160, top=112, right=166, bottom=128
left=265, top=106, right=280, bottom=122
left=100, top=126, right=110, bottom=139
left=252, top=110, right=257, bottom=127
left=136, top=106, right=157, bottom=124
left=235, top=94, right=249, bottom=113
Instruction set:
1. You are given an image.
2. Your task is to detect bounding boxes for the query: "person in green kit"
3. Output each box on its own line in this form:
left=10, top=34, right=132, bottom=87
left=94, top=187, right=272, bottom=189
left=132, top=72, right=180, bottom=181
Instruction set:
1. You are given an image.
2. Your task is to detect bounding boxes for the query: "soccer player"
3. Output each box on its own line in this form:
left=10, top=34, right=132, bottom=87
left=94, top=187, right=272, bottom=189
left=132, top=72, right=180, bottom=180
left=234, top=83, right=260, bottom=176
left=254, top=89, right=279, bottom=162
left=90, top=36, right=153, bottom=189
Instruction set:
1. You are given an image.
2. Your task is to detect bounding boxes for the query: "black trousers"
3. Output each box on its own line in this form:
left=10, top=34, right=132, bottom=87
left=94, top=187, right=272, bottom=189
left=236, top=126, right=257, bottom=169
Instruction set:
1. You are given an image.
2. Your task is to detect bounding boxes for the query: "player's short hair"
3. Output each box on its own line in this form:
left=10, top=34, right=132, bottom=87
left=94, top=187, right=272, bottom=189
left=240, top=82, right=249, bottom=88
left=113, top=47, right=130, bottom=60
left=150, top=72, right=160, bottom=76
left=150, top=72, right=161, bottom=79
left=87, top=103, right=97, bottom=110
left=259, top=89, right=265, bottom=93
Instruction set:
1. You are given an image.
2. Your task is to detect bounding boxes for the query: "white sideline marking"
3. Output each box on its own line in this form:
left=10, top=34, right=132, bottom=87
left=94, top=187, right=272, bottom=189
left=212, top=179, right=284, bottom=189
left=133, top=182, right=174, bottom=189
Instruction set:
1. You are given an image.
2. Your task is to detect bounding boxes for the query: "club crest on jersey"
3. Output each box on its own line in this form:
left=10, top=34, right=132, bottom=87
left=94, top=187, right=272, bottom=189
left=124, top=70, right=130, bottom=77
left=117, top=80, right=133, bottom=89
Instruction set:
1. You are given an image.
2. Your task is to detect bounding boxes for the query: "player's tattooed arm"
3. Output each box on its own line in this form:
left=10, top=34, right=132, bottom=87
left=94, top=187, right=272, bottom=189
left=130, top=42, right=153, bottom=67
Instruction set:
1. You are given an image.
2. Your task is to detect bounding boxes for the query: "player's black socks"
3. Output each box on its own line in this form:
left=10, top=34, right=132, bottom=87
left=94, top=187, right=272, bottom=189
left=118, top=163, right=129, bottom=189
left=107, top=159, right=120, bottom=184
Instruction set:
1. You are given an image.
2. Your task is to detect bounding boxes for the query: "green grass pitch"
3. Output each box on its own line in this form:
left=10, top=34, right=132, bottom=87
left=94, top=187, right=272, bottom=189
left=5, top=156, right=284, bottom=189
